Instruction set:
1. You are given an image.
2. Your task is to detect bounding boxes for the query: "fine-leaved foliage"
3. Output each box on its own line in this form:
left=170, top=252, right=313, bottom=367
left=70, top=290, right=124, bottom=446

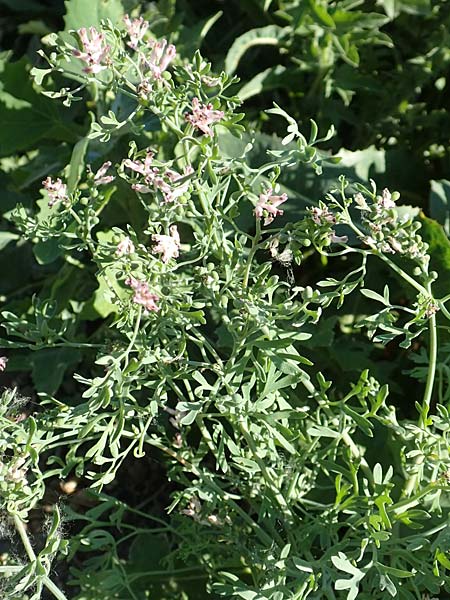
left=0, top=2, right=450, bottom=599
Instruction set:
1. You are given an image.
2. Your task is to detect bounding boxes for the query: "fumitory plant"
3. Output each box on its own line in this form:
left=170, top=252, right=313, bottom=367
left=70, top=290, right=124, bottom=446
left=0, top=6, right=450, bottom=600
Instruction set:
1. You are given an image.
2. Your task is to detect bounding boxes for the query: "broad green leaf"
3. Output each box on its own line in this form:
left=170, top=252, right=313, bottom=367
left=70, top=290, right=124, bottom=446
left=338, top=147, right=385, bottom=181
left=225, top=26, right=288, bottom=75
left=90, top=275, right=119, bottom=318
left=64, top=0, right=124, bottom=31
left=177, top=11, right=223, bottom=57
left=238, top=66, right=287, bottom=102
left=0, top=57, right=78, bottom=156
left=67, top=136, right=89, bottom=193
left=33, top=238, right=62, bottom=265
left=0, top=231, right=19, bottom=250
left=419, top=213, right=450, bottom=296
left=430, top=180, right=450, bottom=237
left=32, top=347, right=81, bottom=395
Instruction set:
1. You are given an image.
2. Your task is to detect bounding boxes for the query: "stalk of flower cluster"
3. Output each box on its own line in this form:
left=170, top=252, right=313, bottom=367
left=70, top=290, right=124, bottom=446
left=421, top=281, right=438, bottom=428
left=403, top=282, right=438, bottom=498
left=243, top=218, right=261, bottom=289
left=342, top=205, right=429, bottom=297
left=340, top=204, right=438, bottom=496
left=120, top=305, right=142, bottom=368
left=12, top=515, right=68, bottom=600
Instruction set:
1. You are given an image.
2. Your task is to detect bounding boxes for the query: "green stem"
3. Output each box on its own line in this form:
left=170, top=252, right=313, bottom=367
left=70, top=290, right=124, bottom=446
left=12, top=515, right=68, bottom=600
left=243, top=218, right=261, bottom=289
left=238, top=417, right=293, bottom=524
left=343, top=213, right=428, bottom=295
left=68, top=207, right=95, bottom=255
left=0, top=566, right=23, bottom=573
left=119, top=305, right=142, bottom=366
left=437, top=299, right=450, bottom=321
left=13, top=515, right=36, bottom=562
left=43, top=577, right=70, bottom=600
left=420, top=287, right=438, bottom=428
left=391, top=482, right=438, bottom=514
left=403, top=284, right=438, bottom=497
left=145, top=436, right=274, bottom=547
left=300, top=377, right=374, bottom=485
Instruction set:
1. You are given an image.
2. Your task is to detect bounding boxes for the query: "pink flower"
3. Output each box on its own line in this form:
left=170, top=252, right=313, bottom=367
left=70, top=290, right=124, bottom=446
left=73, top=27, right=110, bottom=74
left=156, top=167, right=193, bottom=203
left=138, top=78, right=153, bottom=100
left=93, top=161, right=115, bottom=186
left=116, top=236, right=135, bottom=256
left=329, top=232, right=348, bottom=244
left=123, top=151, right=155, bottom=177
left=377, top=188, right=396, bottom=209
left=0, top=356, right=7, bottom=372
left=6, top=457, right=27, bottom=485
left=123, top=14, right=148, bottom=49
left=310, top=206, right=335, bottom=225
left=152, top=225, right=180, bottom=263
left=124, top=149, right=193, bottom=203
left=254, top=189, right=288, bottom=226
left=125, top=277, right=159, bottom=312
left=185, top=97, right=224, bottom=136
left=143, top=39, right=176, bottom=79
left=42, top=177, right=68, bottom=207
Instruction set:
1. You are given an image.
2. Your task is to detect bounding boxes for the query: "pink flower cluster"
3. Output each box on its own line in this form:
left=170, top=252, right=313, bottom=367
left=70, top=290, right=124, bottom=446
left=0, top=356, right=7, bottom=372
left=116, top=236, right=135, bottom=256
left=185, top=97, right=224, bottom=136
left=309, top=205, right=348, bottom=244
left=123, top=151, right=192, bottom=203
left=73, top=27, right=110, bottom=74
left=153, top=225, right=180, bottom=263
left=377, top=188, right=396, bottom=210
left=310, top=206, right=336, bottom=225
left=42, top=177, right=69, bottom=207
left=142, top=39, right=176, bottom=80
left=254, top=189, right=288, bottom=226
left=125, top=277, right=159, bottom=312
left=93, top=161, right=115, bottom=186
left=123, top=14, right=149, bottom=49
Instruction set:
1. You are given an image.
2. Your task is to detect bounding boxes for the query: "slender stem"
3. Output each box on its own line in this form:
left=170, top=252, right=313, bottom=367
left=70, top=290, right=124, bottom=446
left=420, top=287, right=438, bottom=428
left=43, top=577, right=69, bottom=600
left=376, top=251, right=428, bottom=296
left=0, top=566, right=23, bottom=573
left=345, top=217, right=428, bottom=296
left=391, top=482, right=438, bottom=514
left=68, top=207, right=95, bottom=254
left=238, top=417, right=293, bottom=525
left=12, top=515, right=68, bottom=600
left=145, top=436, right=274, bottom=547
left=403, top=289, right=438, bottom=497
left=243, top=219, right=261, bottom=289
left=13, top=515, right=36, bottom=562
left=437, top=299, right=450, bottom=321
left=119, top=305, right=142, bottom=366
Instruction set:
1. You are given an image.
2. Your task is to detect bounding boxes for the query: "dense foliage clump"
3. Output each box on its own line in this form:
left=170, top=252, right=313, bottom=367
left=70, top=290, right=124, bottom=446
left=0, top=1, right=450, bottom=599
